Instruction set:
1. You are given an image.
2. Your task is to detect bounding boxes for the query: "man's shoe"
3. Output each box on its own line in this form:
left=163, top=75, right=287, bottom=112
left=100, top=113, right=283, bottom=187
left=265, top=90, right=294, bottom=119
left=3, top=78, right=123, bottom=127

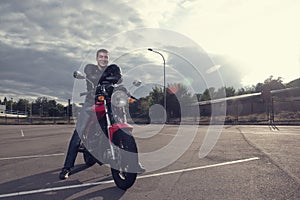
left=137, top=163, right=146, bottom=174
left=59, top=168, right=70, bottom=180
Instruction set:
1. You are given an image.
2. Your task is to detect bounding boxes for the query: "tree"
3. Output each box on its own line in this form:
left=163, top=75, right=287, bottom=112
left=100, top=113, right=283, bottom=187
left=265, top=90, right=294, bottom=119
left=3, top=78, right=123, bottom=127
left=214, top=86, right=235, bottom=99
left=194, top=93, right=201, bottom=102
left=148, top=86, right=164, bottom=106
left=200, top=87, right=215, bottom=101
left=129, top=83, right=196, bottom=121
left=255, top=83, right=264, bottom=93
left=129, top=97, right=150, bottom=121
left=48, top=100, right=58, bottom=116
left=225, top=87, right=236, bottom=97
left=286, top=78, right=300, bottom=88
left=3, top=97, right=7, bottom=106
left=30, top=97, right=66, bottom=117
left=167, top=84, right=184, bottom=118
left=33, top=97, right=48, bottom=116
left=6, top=98, right=15, bottom=112
left=16, top=99, right=30, bottom=114
left=263, top=76, right=285, bottom=90
left=237, top=86, right=256, bottom=95
left=253, top=76, right=285, bottom=93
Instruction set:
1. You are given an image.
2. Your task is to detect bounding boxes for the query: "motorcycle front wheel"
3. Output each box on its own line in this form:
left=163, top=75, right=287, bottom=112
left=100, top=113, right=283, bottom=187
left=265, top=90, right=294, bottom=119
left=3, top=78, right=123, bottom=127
left=111, top=129, right=138, bottom=190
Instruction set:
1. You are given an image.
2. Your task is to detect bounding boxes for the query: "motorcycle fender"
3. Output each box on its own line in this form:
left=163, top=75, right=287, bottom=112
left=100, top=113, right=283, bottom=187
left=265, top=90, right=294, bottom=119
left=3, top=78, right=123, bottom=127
left=109, top=123, right=133, bottom=141
left=92, top=104, right=105, bottom=119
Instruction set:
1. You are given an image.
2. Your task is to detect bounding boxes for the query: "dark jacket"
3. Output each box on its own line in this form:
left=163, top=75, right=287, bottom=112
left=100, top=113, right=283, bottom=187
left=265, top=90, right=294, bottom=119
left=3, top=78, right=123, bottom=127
left=83, top=64, right=122, bottom=101
left=84, top=64, right=122, bottom=92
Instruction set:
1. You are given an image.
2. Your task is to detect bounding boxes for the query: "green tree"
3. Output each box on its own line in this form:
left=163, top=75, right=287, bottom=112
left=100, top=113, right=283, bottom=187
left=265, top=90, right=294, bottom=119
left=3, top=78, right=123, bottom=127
left=214, top=86, right=235, bottom=99
left=194, top=93, right=201, bottom=102
left=33, top=97, right=48, bottom=116
left=16, top=99, right=30, bottom=114
left=225, top=87, right=236, bottom=97
left=3, top=97, right=8, bottom=106
left=48, top=100, right=58, bottom=116
left=286, top=78, right=300, bottom=88
left=148, top=86, right=164, bottom=105
left=263, top=76, right=285, bottom=90
left=200, top=87, right=215, bottom=101
left=6, top=98, right=15, bottom=113
left=237, top=86, right=256, bottom=95
left=129, top=97, right=150, bottom=121
left=168, top=83, right=195, bottom=118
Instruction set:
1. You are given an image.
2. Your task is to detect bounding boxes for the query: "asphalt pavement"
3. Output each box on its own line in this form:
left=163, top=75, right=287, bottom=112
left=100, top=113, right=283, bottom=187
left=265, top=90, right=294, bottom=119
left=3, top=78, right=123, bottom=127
left=0, top=124, right=299, bottom=200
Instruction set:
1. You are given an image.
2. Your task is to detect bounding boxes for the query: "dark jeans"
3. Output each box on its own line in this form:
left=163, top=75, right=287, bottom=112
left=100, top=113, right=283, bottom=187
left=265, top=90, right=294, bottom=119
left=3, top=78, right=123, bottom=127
left=63, top=129, right=81, bottom=170
left=62, top=100, right=110, bottom=171
left=62, top=100, right=93, bottom=170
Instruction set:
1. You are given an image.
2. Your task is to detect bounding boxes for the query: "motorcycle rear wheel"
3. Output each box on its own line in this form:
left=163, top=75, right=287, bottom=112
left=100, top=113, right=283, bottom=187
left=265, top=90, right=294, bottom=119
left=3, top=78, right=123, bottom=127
left=111, top=130, right=138, bottom=190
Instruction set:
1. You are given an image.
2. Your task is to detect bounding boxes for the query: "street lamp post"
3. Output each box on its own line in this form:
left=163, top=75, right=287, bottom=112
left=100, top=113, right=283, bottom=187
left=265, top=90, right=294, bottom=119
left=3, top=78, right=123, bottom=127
left=148, top=48, right=167, bottom=122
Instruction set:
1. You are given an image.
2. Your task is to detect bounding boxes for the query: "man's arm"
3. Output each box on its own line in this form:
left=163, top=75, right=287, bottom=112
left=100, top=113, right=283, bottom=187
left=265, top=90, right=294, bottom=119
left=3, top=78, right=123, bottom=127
left=84, top=64, right=100, bottom=91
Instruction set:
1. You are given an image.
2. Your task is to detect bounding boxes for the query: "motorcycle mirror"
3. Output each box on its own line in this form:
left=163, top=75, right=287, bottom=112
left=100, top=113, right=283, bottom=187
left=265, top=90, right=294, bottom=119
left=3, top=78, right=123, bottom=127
left=133, top=80, right=142, bottom=87
left=73, top=71, right=85, bottom=79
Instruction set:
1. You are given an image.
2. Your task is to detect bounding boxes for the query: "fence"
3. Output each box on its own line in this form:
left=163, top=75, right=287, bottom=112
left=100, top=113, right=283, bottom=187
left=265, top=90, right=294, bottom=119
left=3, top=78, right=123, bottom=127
left=195, top=87, right=300, bottom=125
left=1, top=88, right=299, bottom=125
left=0, top=115, right=75, bottom=125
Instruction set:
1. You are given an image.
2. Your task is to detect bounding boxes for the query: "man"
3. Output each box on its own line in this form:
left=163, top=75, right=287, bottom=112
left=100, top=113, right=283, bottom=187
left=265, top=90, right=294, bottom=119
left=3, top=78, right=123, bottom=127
left=59, top=49, right=125, bottom=179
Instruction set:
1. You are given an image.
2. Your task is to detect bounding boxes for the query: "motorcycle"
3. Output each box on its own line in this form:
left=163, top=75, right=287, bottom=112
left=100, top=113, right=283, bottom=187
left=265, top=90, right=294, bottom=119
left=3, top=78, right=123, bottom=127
left=73, top=70, right=141, bottom=190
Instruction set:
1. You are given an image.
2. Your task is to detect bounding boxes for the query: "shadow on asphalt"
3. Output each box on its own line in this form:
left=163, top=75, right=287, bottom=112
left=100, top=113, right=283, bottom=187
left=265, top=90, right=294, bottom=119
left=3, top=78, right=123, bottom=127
left=0, top=164, right=126, bottom=200
left=268, top=124, right=279, bottom=131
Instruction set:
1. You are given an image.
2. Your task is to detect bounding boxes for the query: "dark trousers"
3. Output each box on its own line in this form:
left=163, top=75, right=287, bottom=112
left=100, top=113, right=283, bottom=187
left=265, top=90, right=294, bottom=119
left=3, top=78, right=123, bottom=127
left=63, top=129, right=81, bottom=169
left=62, top=101, right=93, bottom=170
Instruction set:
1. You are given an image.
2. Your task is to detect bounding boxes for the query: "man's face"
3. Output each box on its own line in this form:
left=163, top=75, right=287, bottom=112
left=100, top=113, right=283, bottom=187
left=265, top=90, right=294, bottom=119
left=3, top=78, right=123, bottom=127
left=96, top=51, right=109, bottom=68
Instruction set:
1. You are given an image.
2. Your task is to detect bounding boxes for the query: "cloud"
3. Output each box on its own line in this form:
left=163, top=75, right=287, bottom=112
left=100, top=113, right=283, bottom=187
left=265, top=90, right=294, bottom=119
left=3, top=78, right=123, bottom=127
left=0, top=0, right=144, bottom=102
left=2, top=0, right=298, bottom=104
left=209, top=54, right=246, bottom=89
left=77, top=28, right=239, bottom=96
left=0, top=42, right=80, bottom=101
left=171, top=0, right=300, bottom=86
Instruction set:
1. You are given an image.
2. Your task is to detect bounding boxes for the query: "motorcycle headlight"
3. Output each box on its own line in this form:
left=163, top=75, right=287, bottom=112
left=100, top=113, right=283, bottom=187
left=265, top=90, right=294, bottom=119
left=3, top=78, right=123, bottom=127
left=111, top=90, right=128, bottom=107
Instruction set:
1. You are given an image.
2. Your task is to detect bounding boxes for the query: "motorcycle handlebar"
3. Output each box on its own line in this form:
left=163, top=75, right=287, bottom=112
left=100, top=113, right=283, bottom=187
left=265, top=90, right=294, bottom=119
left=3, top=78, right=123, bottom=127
left=79, top=84, right=137, bottom=100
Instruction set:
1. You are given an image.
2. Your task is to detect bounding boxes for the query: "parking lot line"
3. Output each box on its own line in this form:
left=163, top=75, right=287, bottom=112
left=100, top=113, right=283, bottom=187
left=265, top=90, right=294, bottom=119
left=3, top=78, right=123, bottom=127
left=0, top=153, right=64, bottom=161
left=138, top=157, right=260, bottom=179
left=0, top=157, right=260, bottom=198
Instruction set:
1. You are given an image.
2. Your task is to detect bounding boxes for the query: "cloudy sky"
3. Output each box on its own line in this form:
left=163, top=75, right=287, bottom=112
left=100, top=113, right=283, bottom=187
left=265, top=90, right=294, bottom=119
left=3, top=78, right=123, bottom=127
left=1, top=0, right=300, bottom=104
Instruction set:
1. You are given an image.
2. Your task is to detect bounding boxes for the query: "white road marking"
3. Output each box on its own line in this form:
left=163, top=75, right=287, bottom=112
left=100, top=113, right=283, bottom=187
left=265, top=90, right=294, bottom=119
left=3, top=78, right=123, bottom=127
left=246, top=132, right=299, bottom=136
left=0, top=180, right=115, bottom=198
left=160, top=133, right=178, bottom=137
left=0, top=157, right=260, bottom=198
left=20, top=129, right=24, bottom=137
left=0, top=153, right=64, bottom=161
left=138, top=157, right=260, bottom=179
